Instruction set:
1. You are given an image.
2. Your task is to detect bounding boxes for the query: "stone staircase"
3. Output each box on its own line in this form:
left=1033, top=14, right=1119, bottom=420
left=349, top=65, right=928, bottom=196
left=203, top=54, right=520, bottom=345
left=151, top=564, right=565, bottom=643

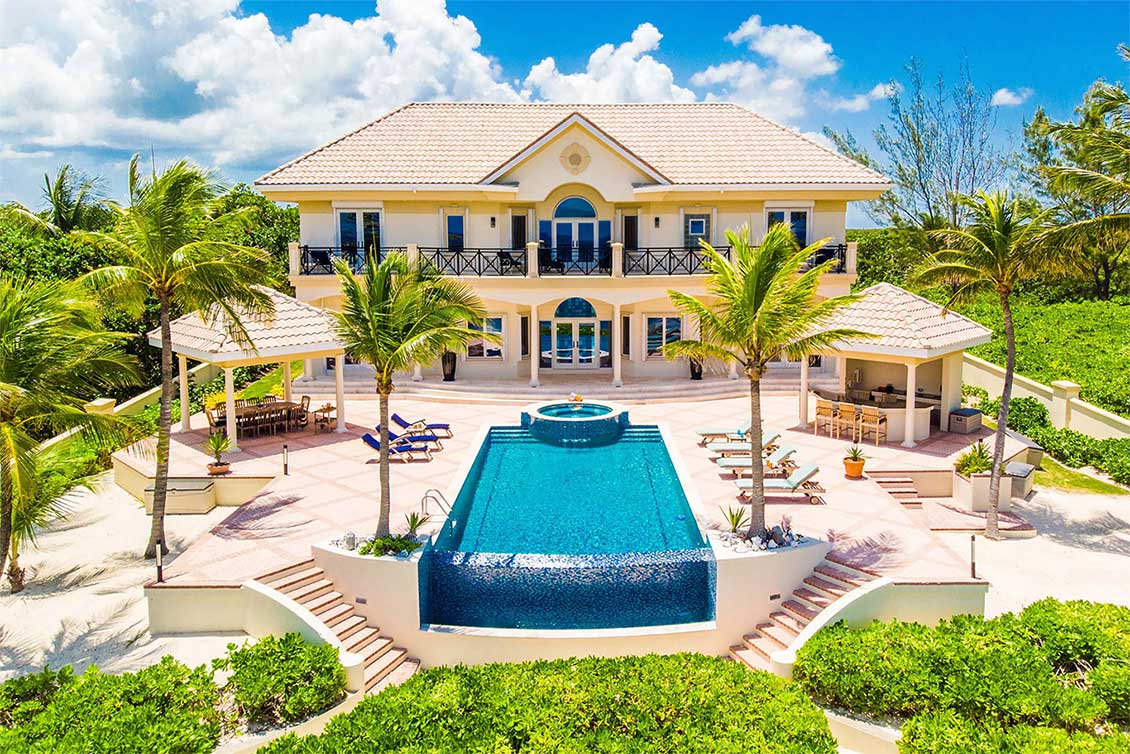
left=729, top=556, right=877, bottom=672
left=872, top=475, right=924, bottom=509
left=254, top=560, right=419, bottom=693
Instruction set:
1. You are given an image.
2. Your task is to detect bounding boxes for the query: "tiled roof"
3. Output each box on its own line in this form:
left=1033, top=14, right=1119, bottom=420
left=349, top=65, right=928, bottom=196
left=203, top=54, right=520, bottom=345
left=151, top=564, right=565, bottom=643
left=256, top=102, right=889, bottom=187
left=149, top=287, right=341, bottom=360
left=824, top=283, right=993, bottom=354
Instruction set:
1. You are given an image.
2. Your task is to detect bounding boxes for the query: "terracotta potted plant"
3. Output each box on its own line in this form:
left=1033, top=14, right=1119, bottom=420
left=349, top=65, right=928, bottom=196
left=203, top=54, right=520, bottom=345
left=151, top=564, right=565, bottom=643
left=204, top=433, right=232, bottom=476
left=843, top=445, right=867, bottom=479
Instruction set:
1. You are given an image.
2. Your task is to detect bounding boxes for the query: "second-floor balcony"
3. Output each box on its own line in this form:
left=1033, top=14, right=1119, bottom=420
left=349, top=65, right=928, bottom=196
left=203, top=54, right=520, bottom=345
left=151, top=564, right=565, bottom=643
left=294, top=242, right=853, bottom=278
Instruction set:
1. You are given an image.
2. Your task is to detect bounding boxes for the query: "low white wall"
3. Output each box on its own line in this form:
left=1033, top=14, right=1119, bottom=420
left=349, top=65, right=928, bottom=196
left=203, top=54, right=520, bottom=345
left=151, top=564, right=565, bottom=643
left=962, top=354, right=1130, bottom=440
left=311, top=537, right=829, bottom=668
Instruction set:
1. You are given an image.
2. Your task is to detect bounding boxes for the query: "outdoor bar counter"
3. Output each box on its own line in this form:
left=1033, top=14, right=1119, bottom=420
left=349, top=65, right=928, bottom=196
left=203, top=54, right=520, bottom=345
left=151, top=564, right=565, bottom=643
left=873, top=401, right=934, bottom=442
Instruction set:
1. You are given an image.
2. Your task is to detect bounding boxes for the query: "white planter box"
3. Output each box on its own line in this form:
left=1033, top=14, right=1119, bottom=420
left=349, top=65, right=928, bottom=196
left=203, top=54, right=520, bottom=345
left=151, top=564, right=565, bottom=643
left=952, top=471, right=1013, bottom=513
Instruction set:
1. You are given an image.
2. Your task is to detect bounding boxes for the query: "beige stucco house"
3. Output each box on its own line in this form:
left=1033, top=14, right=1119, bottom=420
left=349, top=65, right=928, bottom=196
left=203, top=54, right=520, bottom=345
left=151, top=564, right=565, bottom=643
left=256, top=102, right=890, bottom=387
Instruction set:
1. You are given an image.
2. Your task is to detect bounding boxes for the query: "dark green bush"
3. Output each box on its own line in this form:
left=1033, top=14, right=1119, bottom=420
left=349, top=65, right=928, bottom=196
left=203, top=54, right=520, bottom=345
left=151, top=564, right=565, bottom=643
left=358, top=534, right=421, bottom=556
left=258, top=654, right=838, bottom=754
left=0, top=666, right=74, bottom=728
left=900, top=711, right=1128, bottom=754
left=1090, top=664, right=1130, bottom=723
left=1004, top=396, right=1051, bottom=435
left=0, top=657, right=220, bottom=754
left=1028, top=427, right=1130, bottom=485
left=214, top=633, right=346, bottom=725
left=1020, top=599, right=1130, bottom=669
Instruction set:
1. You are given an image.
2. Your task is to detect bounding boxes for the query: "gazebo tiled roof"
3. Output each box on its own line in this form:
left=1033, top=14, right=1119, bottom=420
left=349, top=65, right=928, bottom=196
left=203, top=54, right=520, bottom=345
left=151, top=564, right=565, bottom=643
left=821, top=283, right=992, bottom=357
left=148, top=287, right=343, bottom=364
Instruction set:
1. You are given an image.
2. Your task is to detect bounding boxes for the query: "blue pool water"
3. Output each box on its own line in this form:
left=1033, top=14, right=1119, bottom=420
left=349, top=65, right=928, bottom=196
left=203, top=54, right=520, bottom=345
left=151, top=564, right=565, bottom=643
left=422, top=424, right=716, bottom=630
left=537, top=402, right=613, bottom=418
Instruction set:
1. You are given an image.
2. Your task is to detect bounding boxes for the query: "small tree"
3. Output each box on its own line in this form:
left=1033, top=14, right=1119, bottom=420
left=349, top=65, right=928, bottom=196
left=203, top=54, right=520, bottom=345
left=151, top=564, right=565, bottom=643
left=914, top=190, right=1057, bottom=539
left=333, top=253, right=494, bottom=538
left=664, top=224, right=869, bottom=537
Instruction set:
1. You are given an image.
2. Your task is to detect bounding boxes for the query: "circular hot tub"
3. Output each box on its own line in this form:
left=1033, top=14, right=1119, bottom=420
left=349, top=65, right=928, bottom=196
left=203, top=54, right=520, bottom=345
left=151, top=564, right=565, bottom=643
left=521, top=400, right=628, bottom=446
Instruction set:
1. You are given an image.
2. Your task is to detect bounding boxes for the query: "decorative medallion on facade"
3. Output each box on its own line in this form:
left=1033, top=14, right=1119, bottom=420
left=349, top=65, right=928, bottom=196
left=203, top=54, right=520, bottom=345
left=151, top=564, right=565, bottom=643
left=560, top=143, right=591, bottom=175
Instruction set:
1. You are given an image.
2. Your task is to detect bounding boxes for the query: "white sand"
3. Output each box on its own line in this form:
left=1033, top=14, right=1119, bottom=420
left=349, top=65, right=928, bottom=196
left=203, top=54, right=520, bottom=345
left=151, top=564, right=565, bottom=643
left=0, top=474, right=242, bottom=681
left=938, top=488, right=1130, bottom=617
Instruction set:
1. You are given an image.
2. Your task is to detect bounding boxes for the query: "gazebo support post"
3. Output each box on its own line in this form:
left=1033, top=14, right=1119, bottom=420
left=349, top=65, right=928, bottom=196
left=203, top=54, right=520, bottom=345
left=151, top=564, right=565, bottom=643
left=798, top=357, right=810, bottom=428
left=335, top=355, right=347, bottom=432
left=224, top=367, right=239, bottom=450
left=178, top=355, right=191, bottom=432
left=282, top=361, right=293, bottom=402
left=412, top=363, right=423, bottom=382
left=902, top=362, right=917, bottom=448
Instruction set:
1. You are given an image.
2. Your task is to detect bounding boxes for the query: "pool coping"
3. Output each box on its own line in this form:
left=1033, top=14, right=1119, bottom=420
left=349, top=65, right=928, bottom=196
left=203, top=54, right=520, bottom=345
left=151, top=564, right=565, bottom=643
left=418, top=619, right=718, bottom=639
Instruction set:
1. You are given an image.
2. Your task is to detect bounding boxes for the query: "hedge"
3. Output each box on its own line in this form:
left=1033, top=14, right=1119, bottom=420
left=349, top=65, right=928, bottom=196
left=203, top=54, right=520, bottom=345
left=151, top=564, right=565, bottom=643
left=214, top=633, right=347, bottom=725
left=794, top=600, right=1130, bottom=753
left=258, top=654, right=838, bottom=754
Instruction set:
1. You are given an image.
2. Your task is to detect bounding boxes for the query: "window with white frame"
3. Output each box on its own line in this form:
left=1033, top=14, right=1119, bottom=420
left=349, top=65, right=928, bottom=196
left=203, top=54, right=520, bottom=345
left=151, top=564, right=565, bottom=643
left=337, top=209, right=381, bottom=252
left=467, top=316, right=504, bottom=359
left=766, top=209, right=808, bottom=245
left=646, top=315, right=682, bottom=357
left=683, top=213, right=711, bottom=247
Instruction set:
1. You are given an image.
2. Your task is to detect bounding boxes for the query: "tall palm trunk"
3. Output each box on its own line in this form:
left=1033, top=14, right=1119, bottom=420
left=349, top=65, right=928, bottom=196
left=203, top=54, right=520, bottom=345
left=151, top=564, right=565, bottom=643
left=375, top=387, right=392, bottom=539
left=7, top=536, right=24, bottom=593
left=0, top=457, right=12, bottom=583
left=145, top=298, right=172, bottom=558
left=985, top=293, right=1016, bottom=541
left=745, top=368, right=766, bottom=538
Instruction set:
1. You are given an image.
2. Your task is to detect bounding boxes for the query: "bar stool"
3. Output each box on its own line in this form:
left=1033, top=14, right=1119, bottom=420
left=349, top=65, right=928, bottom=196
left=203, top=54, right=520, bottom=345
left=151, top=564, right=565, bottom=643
left=814, top=399, right=837, bottom=436
left=859, top=405, right=888, bottom=446
left=835, top=403, right=861, bottom=442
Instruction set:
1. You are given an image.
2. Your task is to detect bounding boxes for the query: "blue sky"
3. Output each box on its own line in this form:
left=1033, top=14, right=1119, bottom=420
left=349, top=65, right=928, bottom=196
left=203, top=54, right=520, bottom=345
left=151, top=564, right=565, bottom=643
left=1, top=1, right=1126, bottom=226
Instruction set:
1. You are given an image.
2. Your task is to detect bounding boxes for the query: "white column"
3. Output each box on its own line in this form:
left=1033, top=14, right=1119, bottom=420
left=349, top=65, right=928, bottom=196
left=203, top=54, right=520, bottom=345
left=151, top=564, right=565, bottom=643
left=940, top=353, right=963, bottom=432
left=611, top=303, right=623, bottom=387
left=224, top=367, right=238, bottom=450
left=526, top=241, right=540, bottom=279
left=728, top=359, right=739, bottom=380
left=529, top=303, right=540, bottom=387
left=302, top=358, right=314, bottom=382
left=412, top=363, right=423, bottom=382
left=903, top=362, right=917, bottom=448
left=178, top=355, right=191, bottom=432
left=611, top=242, right=624, bottom=278
left=798, top=357, right=810, bottom=428
left=281, top=361, right=293, bottom=402
left=335, top=355, right=347, bottom=432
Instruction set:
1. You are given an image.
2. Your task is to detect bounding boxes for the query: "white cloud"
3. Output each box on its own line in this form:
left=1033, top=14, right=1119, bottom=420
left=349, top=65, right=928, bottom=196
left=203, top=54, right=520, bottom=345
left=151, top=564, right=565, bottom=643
left=829, top=82, right=896, bottom=112
left=725, top=15, right=839, bottom=79
left=522, top=23, right=694, bottom=103
left=990, top=87, right=1033, bottom=107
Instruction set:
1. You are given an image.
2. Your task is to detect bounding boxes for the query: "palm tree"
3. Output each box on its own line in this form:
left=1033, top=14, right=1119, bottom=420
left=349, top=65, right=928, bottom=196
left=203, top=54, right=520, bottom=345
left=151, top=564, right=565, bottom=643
left=1, top=164, right=111, bottom=235
left=664, top=224, right=869, bottom=538
left=79, top=156, right=273, bottom=558
left=0, top=275, right=138, bottom=583
left=914, top=190, right=1057, bottom=539
left=333, top=252, right=494, bottom=539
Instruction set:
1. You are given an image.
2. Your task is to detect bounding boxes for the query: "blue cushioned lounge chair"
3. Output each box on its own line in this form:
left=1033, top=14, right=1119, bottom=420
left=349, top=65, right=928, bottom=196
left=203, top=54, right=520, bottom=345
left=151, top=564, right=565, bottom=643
left=392, top=412, right=453, bottom=439
left=361, top=432, right=432, bottom=462
left=376, top=425, right=443, bottom=450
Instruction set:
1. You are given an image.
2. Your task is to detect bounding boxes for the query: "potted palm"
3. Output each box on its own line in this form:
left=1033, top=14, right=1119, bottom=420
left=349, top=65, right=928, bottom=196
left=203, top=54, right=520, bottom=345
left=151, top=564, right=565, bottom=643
left=204, top=433, right=233, bottom=476
left=843, top=445, right=867, bottom=479
left=441, top=350, right=457, bottom=381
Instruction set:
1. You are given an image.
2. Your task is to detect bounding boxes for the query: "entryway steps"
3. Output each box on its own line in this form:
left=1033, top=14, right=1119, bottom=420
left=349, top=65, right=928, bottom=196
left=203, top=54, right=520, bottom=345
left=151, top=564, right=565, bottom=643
left=729, top=557, right=876, bottom=674
left=254, top=561, right=421, bottom=694
left=874, top=477, right=924, bottom=509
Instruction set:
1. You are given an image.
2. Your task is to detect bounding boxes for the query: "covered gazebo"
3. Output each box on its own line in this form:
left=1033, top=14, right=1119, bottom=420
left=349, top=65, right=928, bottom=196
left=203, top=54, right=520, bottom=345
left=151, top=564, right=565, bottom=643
left=800, top=283, right=992, bottom=447
left=149, top=287, right=347, bottom=447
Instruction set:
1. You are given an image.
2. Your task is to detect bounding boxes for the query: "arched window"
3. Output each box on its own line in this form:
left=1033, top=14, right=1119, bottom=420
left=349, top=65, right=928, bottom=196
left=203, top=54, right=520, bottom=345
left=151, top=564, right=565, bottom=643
left=554, top=297, right=596, bottom=318
left=553, top=197, right=596, bottom=219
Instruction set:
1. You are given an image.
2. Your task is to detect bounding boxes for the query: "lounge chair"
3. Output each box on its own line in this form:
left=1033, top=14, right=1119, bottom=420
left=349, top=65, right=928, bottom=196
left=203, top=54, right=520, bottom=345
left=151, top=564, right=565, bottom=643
left=361, top=433, right=432, bottom=462
left=715, top=446, right=797, bottom=477
left=705, top=431, right=782, bottom=456
left=375, top=426, right=444, bottom=450
left=694, top=421, right=752, bottom=445
left=392, top=412, right=453, bottom=439
left=735, top=464, right=823, bottom=503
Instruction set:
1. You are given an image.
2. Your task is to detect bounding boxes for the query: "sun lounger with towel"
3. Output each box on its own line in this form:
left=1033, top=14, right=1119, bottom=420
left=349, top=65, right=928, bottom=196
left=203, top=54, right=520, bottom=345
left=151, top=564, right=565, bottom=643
left=393, top=412, right=453, bottom=439
left=715, top=445, right=797, bottom=477
left=694, top=421, right=752, bottom=445
left=361, top=432, right=432, bottom=462
left=375, top=426, right=444, bottom=450
left=706, top=431, right=781, bottom=456
left=735, top=464, right=822, bottom=503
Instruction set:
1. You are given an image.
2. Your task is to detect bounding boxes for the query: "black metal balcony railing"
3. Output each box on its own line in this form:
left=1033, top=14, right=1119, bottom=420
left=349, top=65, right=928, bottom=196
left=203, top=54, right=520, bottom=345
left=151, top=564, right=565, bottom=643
left=802, top=243, right=847, bottom=273
left=622, top=245, right=732, bottom=276
left=299, top=245, right=406, bottom=274
left=418, top=247, right=527, bottom=276
left=537, top=242, right=612, bottom=276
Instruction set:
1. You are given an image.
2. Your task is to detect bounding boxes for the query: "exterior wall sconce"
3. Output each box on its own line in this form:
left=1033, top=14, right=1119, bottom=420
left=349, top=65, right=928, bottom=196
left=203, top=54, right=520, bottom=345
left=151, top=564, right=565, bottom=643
left=654, top=216, right=660, bottom=228
left=490, top=216, right=496, bottom=228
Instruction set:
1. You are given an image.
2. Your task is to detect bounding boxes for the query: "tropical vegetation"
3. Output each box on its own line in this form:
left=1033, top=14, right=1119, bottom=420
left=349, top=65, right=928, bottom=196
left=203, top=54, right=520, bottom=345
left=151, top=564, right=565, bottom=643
left=795, top=599, right=1130, bottom=752
left=913, top=190, right=1057, bottom=539
left=664, top=223, right=868, bottom=537
left=333, top=252, right=491, bottom=539
left=259, top=654, right=838, bottom=754
left=79, top=156, right=274, bottom=558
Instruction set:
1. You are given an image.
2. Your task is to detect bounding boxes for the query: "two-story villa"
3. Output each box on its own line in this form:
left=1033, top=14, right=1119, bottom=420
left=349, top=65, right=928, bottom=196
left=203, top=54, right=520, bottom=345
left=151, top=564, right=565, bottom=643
left=256, top=102, right=890, bottom=387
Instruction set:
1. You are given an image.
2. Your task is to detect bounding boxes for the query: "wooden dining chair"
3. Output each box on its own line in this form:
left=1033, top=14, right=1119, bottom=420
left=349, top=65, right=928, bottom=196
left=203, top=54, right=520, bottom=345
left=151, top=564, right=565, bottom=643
left=835, top=403, right=860, bottom=442
left=859, top=406, right=888, bottom=446
left=296, top=395, right=311, bottom=429
left=814, top=399, right=837, bottom=436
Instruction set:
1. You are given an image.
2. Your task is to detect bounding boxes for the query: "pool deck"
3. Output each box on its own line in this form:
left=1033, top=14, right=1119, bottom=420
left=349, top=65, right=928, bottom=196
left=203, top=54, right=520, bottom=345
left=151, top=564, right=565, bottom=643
left=131, top=393, right=1019, bottom=587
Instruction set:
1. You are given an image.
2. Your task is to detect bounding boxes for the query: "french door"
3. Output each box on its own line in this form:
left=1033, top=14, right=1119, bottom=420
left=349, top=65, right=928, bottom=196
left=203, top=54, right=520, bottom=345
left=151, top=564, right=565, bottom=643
left=553, top=320, right=598, bottom=368
left=554, top=221, right=596, bottom=262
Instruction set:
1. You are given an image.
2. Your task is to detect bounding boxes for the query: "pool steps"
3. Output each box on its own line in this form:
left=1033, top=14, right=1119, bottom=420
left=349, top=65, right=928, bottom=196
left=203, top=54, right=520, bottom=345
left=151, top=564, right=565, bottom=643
left=729, top=556, right=877, bottom=672
left=253, top=559, right=420, bottom=694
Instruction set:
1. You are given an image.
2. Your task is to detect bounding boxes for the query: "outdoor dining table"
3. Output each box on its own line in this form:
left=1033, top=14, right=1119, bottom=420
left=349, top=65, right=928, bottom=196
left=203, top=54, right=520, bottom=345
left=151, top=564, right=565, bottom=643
left=215, top=401, right=303, bottom=438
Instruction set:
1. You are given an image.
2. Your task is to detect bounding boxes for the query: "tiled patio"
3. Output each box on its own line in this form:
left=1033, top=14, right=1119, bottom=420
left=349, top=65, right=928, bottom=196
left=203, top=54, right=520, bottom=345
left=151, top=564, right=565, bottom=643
left=132, top=393, right=1017, bottom=587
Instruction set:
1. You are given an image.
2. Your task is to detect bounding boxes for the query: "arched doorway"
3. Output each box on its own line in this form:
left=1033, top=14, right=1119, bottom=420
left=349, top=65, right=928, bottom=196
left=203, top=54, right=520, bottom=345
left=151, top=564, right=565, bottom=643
left=541, top=297, right=611, bottom=369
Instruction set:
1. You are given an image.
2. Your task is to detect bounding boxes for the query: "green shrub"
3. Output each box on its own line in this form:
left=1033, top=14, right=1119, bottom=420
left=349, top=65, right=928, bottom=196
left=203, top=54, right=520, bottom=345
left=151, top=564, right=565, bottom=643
left=955, top=441, right=994, bottom=476
left=358, top=535, right=421, bottom=557
left=962, top=383, right=989, bottom=406
left=0, top=656, right=220, bottom=754
left=1004, top=397, right=1051, bottom=435
left=900, top=711, right=1128, bottom=754
left=0, top=666, right=74, bottom=728
left=214, top=633, right=346, bottom=725
left=1090, top=664, right=1130, bottom=723
left=1028, top=427, right=1130, bottom=485
left=1020, top=599, right=1130, bottom=669
left=258, top=654, right=838, bottom=754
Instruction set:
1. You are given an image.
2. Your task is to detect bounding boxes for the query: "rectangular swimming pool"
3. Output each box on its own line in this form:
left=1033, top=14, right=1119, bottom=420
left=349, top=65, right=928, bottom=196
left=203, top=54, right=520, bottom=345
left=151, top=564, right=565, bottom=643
left=423, top=425, right=715, bottom=630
